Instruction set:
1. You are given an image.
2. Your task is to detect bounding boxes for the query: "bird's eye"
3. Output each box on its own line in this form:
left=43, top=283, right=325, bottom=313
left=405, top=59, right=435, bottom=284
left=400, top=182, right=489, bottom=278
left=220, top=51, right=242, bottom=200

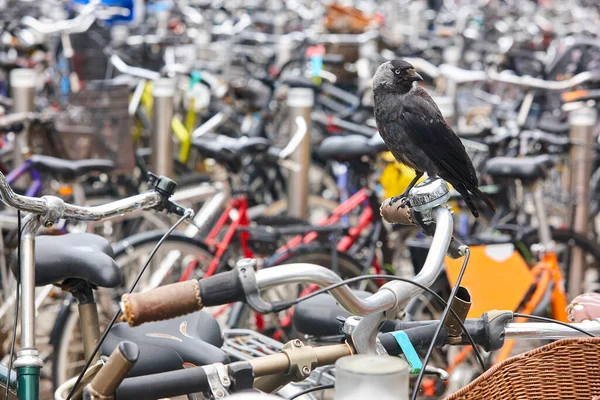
left=394, top=69, right=401, bottom=75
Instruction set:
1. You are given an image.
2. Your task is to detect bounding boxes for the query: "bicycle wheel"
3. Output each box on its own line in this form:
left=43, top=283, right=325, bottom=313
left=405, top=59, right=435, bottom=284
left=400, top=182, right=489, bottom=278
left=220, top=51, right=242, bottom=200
left=51, top=232, right=214, bottom=389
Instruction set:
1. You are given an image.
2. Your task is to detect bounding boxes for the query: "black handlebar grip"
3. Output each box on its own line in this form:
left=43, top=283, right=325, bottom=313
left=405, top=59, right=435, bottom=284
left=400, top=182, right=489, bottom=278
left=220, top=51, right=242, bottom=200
left=121, top=280, right=203, bottom=327
left=379, top=325, right=448, bottom=355
left=115, top=367, right=209, bottom=400
left=198, top=269, right=245, bottom=307
left=86, top=341, right=139, bottom=399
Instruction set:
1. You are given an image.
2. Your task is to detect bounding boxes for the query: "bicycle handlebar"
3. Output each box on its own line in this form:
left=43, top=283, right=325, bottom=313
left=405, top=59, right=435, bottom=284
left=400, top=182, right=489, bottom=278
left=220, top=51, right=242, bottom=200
left=85, top=341, right=139, bottom=399
left=110, top=54, right=228, bottom=97
left=21, top=14, right=95, bottom=35
left=0, top=171, right=188, bottom=222
left=403, top=57, right=600, bottom=90
left=20, top=1, right=127, bottom=36
left=120, top=179, right=456, bottom=327
left=110, top=54, right=161, bottom=81
left=112, top=312, right=600, bottom=399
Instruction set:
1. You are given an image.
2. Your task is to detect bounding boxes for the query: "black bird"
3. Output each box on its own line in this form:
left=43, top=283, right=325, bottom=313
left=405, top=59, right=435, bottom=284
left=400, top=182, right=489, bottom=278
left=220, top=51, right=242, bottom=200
left=373, top=60, right=495, bottom=217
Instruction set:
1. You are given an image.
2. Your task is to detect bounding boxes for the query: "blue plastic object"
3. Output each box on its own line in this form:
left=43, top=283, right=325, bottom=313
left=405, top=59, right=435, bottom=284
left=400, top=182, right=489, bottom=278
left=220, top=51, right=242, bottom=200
left=72, top=0, right=136, bottom=24
left=390, top=331, right=423, bottom=374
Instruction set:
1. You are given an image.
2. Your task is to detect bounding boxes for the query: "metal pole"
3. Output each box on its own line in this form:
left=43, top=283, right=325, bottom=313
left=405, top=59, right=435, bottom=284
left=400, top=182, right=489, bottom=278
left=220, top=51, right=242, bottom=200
left=15, top=214, right=43, bottom=400
left=286, top=88, right=313, bottom=219
left=567, top=104, right=597, bottom=299
left=276, top=36, right=294, bottom=69
left=151, top=78, right=175, bottom=178
left=10, top=69, right=36, bottom=186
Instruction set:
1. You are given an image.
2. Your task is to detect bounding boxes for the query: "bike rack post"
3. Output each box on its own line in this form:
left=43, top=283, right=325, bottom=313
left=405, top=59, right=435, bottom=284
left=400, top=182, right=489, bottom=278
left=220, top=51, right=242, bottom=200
left=151, top=78, right=175, bottom=178
left=286, top=88, right=313, bottom=219
left=567, top=102, right=597, bottom=299
left=276, top=35, right=294, bottom=69
left=10, top=68, right=36, bottom=185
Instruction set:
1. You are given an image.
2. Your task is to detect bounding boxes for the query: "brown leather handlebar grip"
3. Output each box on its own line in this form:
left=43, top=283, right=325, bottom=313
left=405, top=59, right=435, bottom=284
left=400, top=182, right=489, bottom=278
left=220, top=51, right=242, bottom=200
left=380, top=198, right=415, bottom=225
left=87, top=341, right=139, bottom=399
left=121, top=280, right=203, bottom=327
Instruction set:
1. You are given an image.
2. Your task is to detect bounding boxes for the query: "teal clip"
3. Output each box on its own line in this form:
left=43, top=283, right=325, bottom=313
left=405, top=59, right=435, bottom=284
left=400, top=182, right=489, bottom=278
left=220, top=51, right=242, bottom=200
left=391, top=331, right=423, bottom=374
left=190, top=71, right=203, bottom=88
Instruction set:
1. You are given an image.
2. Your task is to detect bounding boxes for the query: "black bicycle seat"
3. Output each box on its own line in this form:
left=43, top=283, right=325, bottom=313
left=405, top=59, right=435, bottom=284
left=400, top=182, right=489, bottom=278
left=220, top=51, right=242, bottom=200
left=192, top=135, right=272, bottom=169
left=29, top=155, right=114, bottom=180
left=485, top=155, right=555, bottom=182
left=318, top=134, right=388, bottom=162
left=293, top=291, right=396, bottom=336
left=19, top=233, right=122, bottom=288
left=102, top=312, right=227, bottom=377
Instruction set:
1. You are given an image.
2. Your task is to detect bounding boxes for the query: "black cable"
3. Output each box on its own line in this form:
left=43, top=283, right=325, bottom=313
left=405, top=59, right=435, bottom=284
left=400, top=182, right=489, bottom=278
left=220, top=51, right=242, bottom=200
left=66, top=213, right=190, bottom=400
left=513, top=313, right=595, bottom=337
left=288, top=384, right=335, bottom=399
left=411, top=248, right=471, bottom=400
left=4, top=211, right=21, bottom=400
left=272, top=272, right=486, bottom=372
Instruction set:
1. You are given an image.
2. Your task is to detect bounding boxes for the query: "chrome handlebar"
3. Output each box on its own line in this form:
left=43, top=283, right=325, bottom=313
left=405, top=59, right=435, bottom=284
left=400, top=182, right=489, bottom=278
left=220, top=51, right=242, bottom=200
left=505, top=320, right=600, bottom=339
left=0, top=171, right=181, bottom=223
left=398, top=56, right=600, bottom=90
left=21, top=1, right=128, bottom=36
left=254, top=203, right=453, bottom=317
left=256, top=264, right=397, bottom=316
left=255, top=178, right=455, bottom=354
left=110, top=55, right=227, bottom=97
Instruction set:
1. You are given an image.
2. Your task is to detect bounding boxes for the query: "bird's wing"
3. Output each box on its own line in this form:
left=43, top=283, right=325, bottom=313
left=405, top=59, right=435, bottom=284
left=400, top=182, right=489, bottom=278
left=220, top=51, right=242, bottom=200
left=399, top=88, right=479, bottom=187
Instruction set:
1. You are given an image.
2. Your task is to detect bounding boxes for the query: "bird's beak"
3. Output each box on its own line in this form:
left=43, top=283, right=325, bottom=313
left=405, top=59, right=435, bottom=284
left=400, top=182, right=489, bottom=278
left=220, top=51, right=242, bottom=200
left=412, top=72, right=423, bottom=82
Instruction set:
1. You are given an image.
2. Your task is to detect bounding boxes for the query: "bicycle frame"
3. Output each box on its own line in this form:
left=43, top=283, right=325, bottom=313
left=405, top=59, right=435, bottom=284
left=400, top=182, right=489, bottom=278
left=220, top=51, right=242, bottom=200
left=5, top=161, right=43, bottom=197
left=198, top=188, right=387, bottom=338
left=0, top=363, right=17, bottom=398
left=179, top=187, right=386, bottom=284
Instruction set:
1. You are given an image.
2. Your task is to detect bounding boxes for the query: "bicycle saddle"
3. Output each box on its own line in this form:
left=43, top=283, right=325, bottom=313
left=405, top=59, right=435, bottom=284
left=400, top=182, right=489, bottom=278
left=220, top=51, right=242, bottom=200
left=318, top=133, right=388, bottom=162
left=29, top=233, right=122, bottom=288
left=102, top=312, right=228, bottom=377
left=485, top=155, right=555, bottom=182
left=293, top=291, right=396, bottom=336
left=192, top=135, right=272, bottom=169
left=29, top=155, right=114, bottom=180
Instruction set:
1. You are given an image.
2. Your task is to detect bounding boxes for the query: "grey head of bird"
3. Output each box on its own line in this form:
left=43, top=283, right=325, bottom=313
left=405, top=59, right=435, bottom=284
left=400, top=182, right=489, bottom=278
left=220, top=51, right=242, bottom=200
left=372, top=60, right=424, bottom=94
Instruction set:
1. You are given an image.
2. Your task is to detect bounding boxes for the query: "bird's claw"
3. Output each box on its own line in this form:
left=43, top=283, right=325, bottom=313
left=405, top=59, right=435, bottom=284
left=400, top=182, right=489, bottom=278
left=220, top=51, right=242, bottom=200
left=389, top=195, right=410, bottom=209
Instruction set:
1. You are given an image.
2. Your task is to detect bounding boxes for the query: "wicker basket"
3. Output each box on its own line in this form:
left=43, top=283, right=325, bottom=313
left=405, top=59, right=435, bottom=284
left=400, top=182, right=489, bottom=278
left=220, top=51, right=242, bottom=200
left=54, top=80, right=135, bottom=174
left=444, top=337, right=600, bottom=400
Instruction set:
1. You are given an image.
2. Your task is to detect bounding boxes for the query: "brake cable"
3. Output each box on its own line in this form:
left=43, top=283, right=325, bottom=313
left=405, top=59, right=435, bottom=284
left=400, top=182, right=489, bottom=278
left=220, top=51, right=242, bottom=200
left=66, top=211, right=192, bottom=400
left=412, top=248, right=471, bottom=400
left=512, top=313, right=594, bottom=337
left=271, top=271, right=487, bottom=372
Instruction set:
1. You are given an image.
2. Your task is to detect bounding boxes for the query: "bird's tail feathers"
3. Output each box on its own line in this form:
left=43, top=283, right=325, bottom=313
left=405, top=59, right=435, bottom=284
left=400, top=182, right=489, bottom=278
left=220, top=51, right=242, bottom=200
left=471, top=186, right=497, bottom=212
left=459, top=189, right=479, bottom=218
